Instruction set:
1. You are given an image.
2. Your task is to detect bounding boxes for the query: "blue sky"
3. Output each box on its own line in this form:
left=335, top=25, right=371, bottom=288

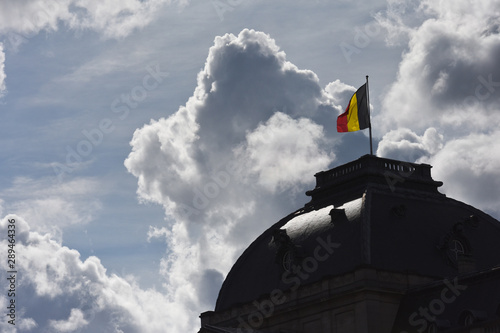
left=1, top=0, right=500, bottom=332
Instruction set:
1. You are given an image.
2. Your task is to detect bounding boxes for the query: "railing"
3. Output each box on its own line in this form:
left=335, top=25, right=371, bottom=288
left=314, top=154, right=430, bottom=189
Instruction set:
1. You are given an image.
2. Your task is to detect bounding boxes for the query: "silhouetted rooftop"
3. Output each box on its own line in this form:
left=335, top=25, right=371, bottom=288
left=215, top=155, right=500, bottom=312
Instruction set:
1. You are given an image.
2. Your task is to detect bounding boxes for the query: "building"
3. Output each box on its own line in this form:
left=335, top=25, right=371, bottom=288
left=199, top=154, right=500, bottom=333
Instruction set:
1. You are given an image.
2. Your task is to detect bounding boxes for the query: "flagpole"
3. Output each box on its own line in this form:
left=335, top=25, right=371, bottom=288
left=366, top=75, right=374, bottom=156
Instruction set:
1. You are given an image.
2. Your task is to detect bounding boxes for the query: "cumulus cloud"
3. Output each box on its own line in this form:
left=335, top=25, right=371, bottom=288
left=324, top=79, right=357, bottom=113
left=375, top=0, right=500, bottom=133
left=375, top=0, right=500, bottom=217
left=236, top=112, right=332, bottom=193
left=0, top=214, right=193, bottom=333
left=428, top=132, right=500, bottom=215
left=125, top=29, right=338, bottom=221
left=125, top=29, right=340, bottom=331
left=377, top=127, right=443, bottom=161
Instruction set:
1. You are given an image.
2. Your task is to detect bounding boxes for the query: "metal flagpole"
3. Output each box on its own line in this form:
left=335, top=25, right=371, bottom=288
left=366, top=75, right=374, bottom=156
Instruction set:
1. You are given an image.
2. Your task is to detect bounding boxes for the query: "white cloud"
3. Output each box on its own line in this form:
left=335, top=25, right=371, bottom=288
left=428, top=132, right=500, bottom=216
left=147, top=225, right=170, bottom=242
left=373, top=0, right=424, bottom=46
left=125, top=29, right=337, bottom=221
left=49, top=309, right=88, bottom=333
left=377, top=127, right=443, bottom=161
left=0, top=214, right=194, bottom=333
left=19, top=317, right=38, bottom=331
left=324, top=79, right=356, bottom=113
left=0, top=43, right=5, bottom=97
left=0, top=0, right=176, bottom=40
left=236, top=111, right=332, bottom=193
left=65, top=0, right=167, bottom=39
left=375, top=0, right=500, bottom=134
left=125, top=29, right=339, bottom=331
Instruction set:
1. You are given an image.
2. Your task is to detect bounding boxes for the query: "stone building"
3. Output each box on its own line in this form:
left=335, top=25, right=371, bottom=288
left=199, top=154, right=500, bottom=332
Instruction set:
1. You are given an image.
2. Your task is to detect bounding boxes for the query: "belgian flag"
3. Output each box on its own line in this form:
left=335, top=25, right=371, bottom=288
left=337, top=83, right=370, bottom=132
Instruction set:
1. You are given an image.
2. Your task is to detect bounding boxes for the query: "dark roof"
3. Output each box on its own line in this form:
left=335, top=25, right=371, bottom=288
left=391, top=267, right=500, bottom=332
left=215, top=155, right=500, bottom=312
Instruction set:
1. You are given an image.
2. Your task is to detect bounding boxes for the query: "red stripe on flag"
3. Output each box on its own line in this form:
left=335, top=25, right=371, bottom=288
left=337, top=100, right=351, bottom=132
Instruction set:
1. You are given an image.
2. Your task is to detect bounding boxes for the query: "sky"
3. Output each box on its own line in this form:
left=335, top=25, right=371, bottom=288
left=0, top=0, right=500, bottom=332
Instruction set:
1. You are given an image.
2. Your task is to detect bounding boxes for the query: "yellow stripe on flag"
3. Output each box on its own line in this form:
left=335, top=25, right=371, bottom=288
left=346, top=93, right=360, bottom=131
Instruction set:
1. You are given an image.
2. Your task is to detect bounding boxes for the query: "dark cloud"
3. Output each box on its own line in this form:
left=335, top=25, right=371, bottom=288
left=197, top=269, right=224, bottom=308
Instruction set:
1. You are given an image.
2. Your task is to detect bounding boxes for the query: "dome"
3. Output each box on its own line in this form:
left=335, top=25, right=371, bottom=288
left=215, top=154, right=500, bottom=312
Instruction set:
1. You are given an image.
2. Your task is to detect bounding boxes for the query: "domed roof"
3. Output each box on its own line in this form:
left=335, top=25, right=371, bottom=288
left=215, top=155, right=500, bottom=312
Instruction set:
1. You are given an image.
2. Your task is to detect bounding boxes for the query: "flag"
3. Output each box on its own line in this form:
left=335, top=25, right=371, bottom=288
left=337, top=83, right=370, bottom=132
